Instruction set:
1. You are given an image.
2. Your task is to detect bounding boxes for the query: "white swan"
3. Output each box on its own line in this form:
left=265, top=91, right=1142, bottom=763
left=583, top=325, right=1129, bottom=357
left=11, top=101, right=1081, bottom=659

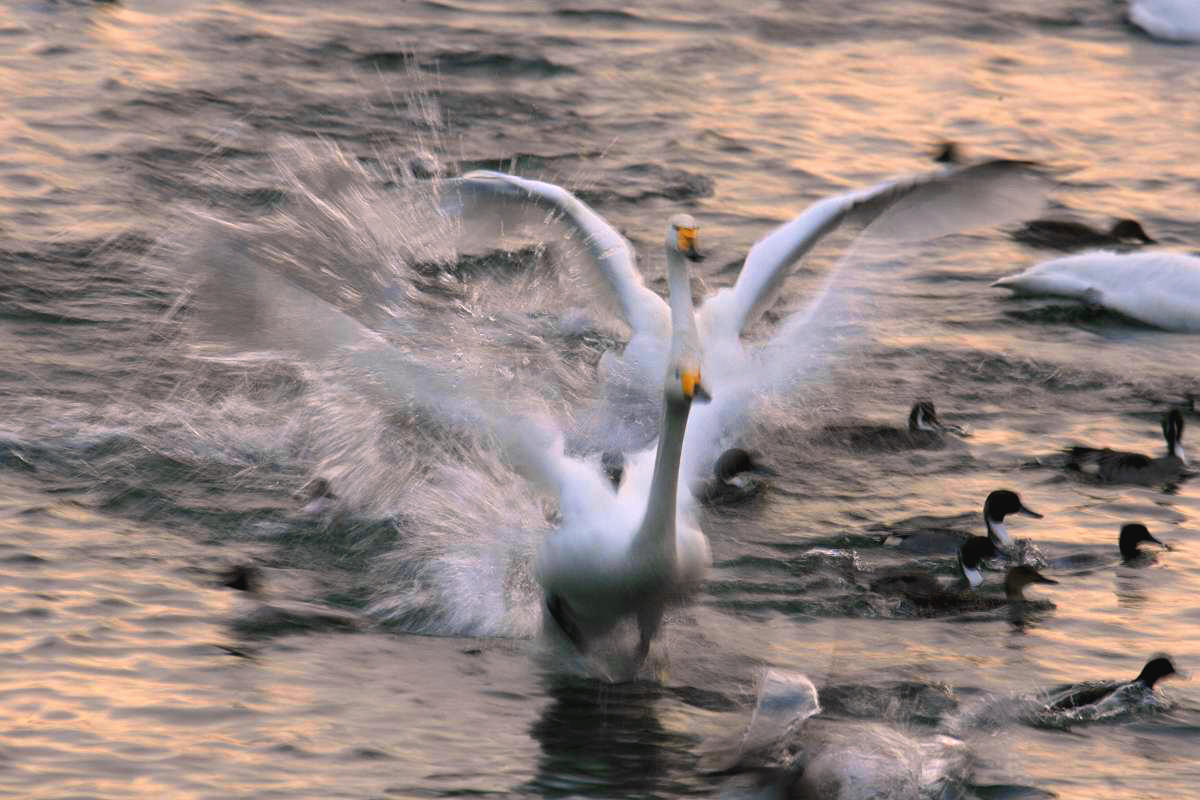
left=535, top=214, right=712, bottom=665
left=1129, top=0, right=1200, bottom=42
left=447, top=160, right=1049, bottom=476
left=992, top=250, right=1200, bottom=332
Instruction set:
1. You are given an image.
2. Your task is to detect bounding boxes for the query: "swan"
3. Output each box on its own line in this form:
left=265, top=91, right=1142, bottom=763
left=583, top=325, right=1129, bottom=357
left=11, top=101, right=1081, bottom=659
left=447, top=158, right=1049, bottom=478
left=993, top=250, right=1200, bottom=332
left=1129, top=0, right=1200, bottom=42
left=535, top=214, right=712, bottom=665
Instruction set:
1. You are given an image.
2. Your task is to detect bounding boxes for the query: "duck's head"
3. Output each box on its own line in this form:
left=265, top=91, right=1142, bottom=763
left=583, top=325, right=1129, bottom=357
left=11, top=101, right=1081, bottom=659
left=664, top=214, right=709, bottom=407
left=984, top=489, right=1042, bottom=522
left=959, top=535, right=997, bottom=588
left=1003, top=565, right=1058, bottom=600
left=1110, top=218, right=1155, bottom=244
left=1134, top=656, right=1178, bottom=689
left=1119, top=523, right=1166, bottom=561
left=713, top=448, right=777, bottom=482
left=220, top=563, right=262, bottom=594
left=983, top=489, right=1041, bottom=548
left=907, top=400, right=969, bottom=437
left=1163, top=408, right=1186, bottom=464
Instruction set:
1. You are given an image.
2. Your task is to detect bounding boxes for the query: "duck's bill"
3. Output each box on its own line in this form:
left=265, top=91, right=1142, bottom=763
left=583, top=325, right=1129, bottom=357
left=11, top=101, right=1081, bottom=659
left=1033, top=571, right=1059, bottom=585
left=1017, top=504, right=1043, bottom=519
left=940, top=423, right=971, bottom=438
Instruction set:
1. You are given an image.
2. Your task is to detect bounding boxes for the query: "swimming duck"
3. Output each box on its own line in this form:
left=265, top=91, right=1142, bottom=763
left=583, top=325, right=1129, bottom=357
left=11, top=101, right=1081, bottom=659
left=1066, top=409, right=1189, bottom=486
left=993, top=251, right=1200, bottom=332
left=1118, top=523, right=1168, bottom=561
left=882, top=489, right=1042, bottom=555
left=1043, top=656, right=1179, bottom=713
left=1048, top=522, right=1169, bottom=570
left=869, top=536, right=997, bottom=607
left=1009, top=218, right=1155, bottom=251
left=693, top=447, right=778, bottom=505
left=820, top=401, right=969, bottom=452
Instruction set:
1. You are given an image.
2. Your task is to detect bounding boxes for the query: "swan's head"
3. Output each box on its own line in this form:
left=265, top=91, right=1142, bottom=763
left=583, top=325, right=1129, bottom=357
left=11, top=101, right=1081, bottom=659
left=668, top=213, right=703, bottom=261
left=664, top=213, right=708, bottom=405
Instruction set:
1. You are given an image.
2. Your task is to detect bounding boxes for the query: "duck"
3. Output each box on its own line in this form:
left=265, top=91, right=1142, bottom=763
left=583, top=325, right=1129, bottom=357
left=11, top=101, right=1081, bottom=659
left=536, top=214, right=712, bottom=667
left=1048, top=522, right=1170, bottom=570
left=692, top=447, right=778, bottom=505
left=1066, top=409, right=1189, bottom=486
left=1042, top=656, right=1179, bottom=713
left=868, top=536, right=998, bottom=608
left=449, top=159, right=1048, bottom=483
left=1009, top=217, right=1155, bottom=251
left=992, top=250, right=1200, bottom=332
left=1128, top=0, right=1200, bottom=42
left=819, top=400, right=969, bottom=452
left=218, top=563, right=363, bottom=636
left=881, top=489, right=1042, bottom=555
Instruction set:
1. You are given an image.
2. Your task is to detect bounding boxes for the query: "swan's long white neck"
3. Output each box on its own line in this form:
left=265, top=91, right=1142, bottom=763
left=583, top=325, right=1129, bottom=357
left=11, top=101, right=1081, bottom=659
left=632, top=239, right=699, bottom=562
left=633, top=395, right=690, bottom=561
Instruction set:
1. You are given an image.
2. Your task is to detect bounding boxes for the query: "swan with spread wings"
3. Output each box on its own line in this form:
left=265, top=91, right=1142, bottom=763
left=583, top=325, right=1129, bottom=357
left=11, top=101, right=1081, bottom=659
left=445, top=159, right=1049, bottom=478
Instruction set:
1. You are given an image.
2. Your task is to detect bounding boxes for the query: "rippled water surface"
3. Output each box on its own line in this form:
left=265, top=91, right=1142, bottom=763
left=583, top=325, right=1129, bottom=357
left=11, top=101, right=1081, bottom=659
left=2, top=1, right=1199, bottom=798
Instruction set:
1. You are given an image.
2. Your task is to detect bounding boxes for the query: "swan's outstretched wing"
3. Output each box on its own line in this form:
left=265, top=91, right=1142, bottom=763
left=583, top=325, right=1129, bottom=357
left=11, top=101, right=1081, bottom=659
left=683, top=161, right=1052, bottom=479
left=446, top=170, right=669, bottom=337
left=699, top=159, right=1053, bottom=338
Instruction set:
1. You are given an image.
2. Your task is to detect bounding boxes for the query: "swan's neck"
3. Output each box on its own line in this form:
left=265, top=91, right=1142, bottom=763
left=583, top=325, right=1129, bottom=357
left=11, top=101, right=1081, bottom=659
left=633, top=396, right=690, bottom=561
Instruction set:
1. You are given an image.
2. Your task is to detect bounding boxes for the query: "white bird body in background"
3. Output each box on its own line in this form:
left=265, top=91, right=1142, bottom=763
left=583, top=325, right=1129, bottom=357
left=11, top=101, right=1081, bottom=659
left=993, top=250, right=1200, bottom=332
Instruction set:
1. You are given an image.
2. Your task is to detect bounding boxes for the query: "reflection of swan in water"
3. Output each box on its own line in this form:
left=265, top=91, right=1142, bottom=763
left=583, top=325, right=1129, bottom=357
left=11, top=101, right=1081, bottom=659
left=537, top=215, right=711, bottom=668
left=447, top=159, right=1049, bottom=479
left=703, top=670, right=971, bottom=800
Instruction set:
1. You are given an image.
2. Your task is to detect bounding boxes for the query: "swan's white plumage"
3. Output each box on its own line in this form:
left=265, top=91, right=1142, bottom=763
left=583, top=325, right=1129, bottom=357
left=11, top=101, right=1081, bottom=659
left=450, top=161, right=1049, bottom=482
left=534, top=216, right=711, bottom=646
left=993, top=250, right=1200, bottom=332
left=1130, top=0, right=1200, bottom=42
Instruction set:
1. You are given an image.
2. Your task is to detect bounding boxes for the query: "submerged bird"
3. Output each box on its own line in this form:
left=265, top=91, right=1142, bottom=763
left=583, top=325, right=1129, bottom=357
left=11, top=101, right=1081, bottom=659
left=1066, top=409, right=1189, bottom=486
left=1042, top=656, right=1179, bottom=714
left=993, top=251, right=1200, bottom=332
left=819, top=400, right=969, bottom=452
left=537, top=214, right=712, bottom=667
left=693, top=447, right=777, bottom=505
left=1009, top=218, right=1155, bottom=252
left=294, top=477, right=336, bottom=513
left=1128, top=0, right=1200, bottom=42
left=869, top=536, right=998, bottom=607
left=449, top=159, right=1049, bottom=481
left=881, top=489, right=1042, bottom=555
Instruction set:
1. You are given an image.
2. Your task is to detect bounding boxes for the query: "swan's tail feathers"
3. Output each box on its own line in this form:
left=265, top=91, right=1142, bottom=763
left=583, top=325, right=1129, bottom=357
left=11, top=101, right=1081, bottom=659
left=545, top=594, right=588, bottom=653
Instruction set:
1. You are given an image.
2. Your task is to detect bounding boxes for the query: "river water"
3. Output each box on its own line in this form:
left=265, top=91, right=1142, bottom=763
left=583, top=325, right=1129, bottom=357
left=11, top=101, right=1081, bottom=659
left=1, top=1, right=1198, bottom=798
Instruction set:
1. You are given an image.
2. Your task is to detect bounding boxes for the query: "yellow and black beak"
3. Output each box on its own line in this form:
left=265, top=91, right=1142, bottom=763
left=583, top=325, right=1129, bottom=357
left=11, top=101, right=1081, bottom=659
left=680, top=368, right=711, bottom=404
left=675, top=226, right=704, bottom=262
